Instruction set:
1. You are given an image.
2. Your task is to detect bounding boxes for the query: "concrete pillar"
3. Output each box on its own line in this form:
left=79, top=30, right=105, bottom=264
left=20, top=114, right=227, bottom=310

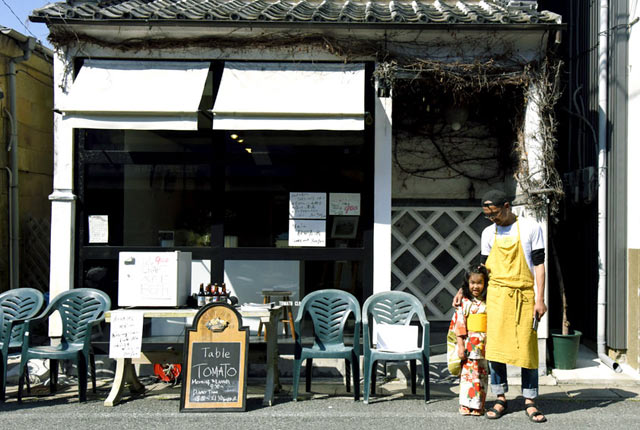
left=518, top=77, right=550, bottom=374
left=48, top=52, right=76, bottom=336
left=373, top=85, right=392, bottom=295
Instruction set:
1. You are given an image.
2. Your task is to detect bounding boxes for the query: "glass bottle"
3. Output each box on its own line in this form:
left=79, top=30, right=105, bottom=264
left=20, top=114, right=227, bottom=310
left=220, top=283, right=228, bottom=304
left=197, top=283, right=206, bottom=307
left=205, top=283, right=213, bottom=304
left=213, top=283, right=220, bottom=303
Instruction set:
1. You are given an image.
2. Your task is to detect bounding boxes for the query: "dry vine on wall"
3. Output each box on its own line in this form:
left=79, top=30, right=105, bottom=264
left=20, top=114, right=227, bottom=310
left=377, top=57, right=564, bottom=219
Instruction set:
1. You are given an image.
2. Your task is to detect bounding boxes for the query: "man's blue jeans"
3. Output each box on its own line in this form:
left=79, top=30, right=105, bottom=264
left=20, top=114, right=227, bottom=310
left=489, top=361, right=538, bottom=399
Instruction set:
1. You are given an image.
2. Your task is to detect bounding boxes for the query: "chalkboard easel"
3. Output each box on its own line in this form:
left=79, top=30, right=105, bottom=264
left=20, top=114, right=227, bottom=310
left=180, top=303, right=249, bottom=412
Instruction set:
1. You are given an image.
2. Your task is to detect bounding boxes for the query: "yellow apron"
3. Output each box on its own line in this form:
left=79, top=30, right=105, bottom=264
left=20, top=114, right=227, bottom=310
left=485, top=219, right=538, bottom=369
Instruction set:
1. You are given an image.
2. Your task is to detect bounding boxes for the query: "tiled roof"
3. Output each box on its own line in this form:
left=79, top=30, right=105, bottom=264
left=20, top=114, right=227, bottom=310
left=31, top=0, right=561, bottom=25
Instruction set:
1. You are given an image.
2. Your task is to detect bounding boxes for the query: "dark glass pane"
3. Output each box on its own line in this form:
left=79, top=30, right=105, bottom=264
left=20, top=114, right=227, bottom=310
left=470, top=212, right=491, bottom=236
left=432, top=212, right=457, bottom=239
left=451, top=231, right=475, bottom=257
left=413, top=231, right=438, bottom=257
left=417, top=210, right=434, bottom=222
left=394, top=250, right=419, bottom=276
left=392, top=235, right=401, bottom=253
left=432, top=250, right=457, bottom=276
left=412, top=269, right=438, bottom=294
left=394, top=212, right=419, bottom=239
left=432, top=288, right=454, bottom=315
left=391, top=272, right=401, bottom=289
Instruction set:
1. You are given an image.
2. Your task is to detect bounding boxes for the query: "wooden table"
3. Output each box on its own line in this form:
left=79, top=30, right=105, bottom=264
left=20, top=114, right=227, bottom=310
left=103, top=307, right=281, bottom=407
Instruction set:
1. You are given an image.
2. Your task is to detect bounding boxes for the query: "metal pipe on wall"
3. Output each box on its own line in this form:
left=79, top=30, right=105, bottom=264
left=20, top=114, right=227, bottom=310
left=597, top=0, right=621, bottom=372
left=7, top=37, right=36, bottom=289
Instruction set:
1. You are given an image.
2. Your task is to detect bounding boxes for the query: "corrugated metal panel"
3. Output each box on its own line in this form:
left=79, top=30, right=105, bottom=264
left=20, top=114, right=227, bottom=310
left=606, top=0, right=629, bottom=350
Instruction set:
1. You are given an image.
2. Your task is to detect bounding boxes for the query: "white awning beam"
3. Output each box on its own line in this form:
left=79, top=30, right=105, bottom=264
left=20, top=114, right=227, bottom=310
left=212, top=62, right=365, bottom=131
left=57, top=60, right=211, bottom=130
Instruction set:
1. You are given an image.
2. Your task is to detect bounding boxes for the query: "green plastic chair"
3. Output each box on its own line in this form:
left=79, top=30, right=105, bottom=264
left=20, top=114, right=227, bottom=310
left=362, top=291, right=430, bottom=403
left=292, top=289, right=361, bottom=401
left=17, top=288, right=111, bottom=402
left=0, top=288, right=45, bottom=402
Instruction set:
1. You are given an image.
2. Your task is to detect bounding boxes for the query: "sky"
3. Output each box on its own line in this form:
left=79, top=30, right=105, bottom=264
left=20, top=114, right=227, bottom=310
left=0, top=0, right=54, bottom=48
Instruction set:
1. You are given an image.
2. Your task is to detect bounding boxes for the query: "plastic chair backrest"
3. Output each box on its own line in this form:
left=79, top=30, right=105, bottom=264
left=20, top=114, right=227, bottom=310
left=364, top=291, right=425, bottom=327
left=47, top=289, right=111, bottom=344
left=298, top=289, right=360, bottom=347
left=0, top=288, right=45, bottom=347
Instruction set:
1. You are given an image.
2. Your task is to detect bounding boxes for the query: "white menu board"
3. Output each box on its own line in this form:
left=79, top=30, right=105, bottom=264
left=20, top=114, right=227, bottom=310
left=109, top=310, right=144, bottom=359
left=288, top=220, right=326, bottom=247
left=329, top=193, right=361, bottom=216
left=289, top=192, right=326, bottom=219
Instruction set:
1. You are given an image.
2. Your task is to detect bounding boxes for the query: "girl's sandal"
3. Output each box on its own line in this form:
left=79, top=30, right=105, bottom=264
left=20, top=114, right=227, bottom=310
left=486, top=399, right=507, bottom=419
left=459, top=406, right=472, bottom=416
left=525, top=401, right=547, bottom=423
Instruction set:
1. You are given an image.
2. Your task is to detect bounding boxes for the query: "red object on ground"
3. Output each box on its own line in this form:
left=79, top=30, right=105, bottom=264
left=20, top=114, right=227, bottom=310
left=154, top=363, right=181, bottom=382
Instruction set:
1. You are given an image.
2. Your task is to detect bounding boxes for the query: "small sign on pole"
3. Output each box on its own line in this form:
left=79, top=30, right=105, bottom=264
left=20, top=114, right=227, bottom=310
left=180, top=303, right=249, bottom=412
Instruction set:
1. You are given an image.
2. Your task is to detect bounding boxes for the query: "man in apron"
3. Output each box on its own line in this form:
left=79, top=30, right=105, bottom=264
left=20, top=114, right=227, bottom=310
left=457, top=190, right=548, bottom=422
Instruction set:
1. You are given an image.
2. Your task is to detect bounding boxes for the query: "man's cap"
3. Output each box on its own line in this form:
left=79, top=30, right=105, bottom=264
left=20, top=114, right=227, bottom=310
left=481, top=190, right=510, bottom=207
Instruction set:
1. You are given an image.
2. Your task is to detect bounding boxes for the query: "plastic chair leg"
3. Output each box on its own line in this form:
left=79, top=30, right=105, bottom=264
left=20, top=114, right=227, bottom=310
left=25, top=364, right=31, bottom=394
left=90, top=352, right=97, bottom=393
left=345, top=358, right=351, bottom=392
left=351, top=353, right=360, bottom=401
left=1, top=358, right=5, bottom=403
left=371, top=360, right=376, bottom=395
left=78, top=354, right=88, bottom=402
left=422, top=355, right=430, bottom=402
left=50, top=359, right=58, bottom=394
left=292, top=358, right=301, bottom=401
left=410, top=359, right=417, bottom=394
left=363, top=354, right=370, bottom=403
left=305, top=358, right=313, bottom=392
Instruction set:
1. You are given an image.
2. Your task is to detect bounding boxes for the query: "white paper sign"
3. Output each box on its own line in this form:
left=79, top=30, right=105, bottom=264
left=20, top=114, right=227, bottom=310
left=88, top=215, right=109, bottom=243
left=288, top=220, right=326, bottom=247
left=289, top=192, right=326, bottom=219
left=375, top=324, right=419, bottom=352
left=109, top=310, right=143, bottom=358
left=329, top=193, right=361, bottom=216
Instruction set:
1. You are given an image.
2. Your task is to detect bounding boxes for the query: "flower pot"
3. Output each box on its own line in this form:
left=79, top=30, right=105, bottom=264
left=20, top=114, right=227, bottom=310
left=550, top=329, right=582, bottom=369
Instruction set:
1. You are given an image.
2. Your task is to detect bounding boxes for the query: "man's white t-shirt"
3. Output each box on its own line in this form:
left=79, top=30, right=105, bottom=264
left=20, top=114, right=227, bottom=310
left=481, top=217, right=545, bottom=274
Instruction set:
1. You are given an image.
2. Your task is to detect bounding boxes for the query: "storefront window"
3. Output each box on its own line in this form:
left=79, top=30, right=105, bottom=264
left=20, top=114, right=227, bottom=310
left=80, top=129, right=214, bottom=247
left=223, top=130, right=366, bottom=248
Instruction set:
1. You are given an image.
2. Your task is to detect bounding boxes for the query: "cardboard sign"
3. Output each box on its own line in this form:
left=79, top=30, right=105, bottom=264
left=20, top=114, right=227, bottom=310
left=181, top=303, right=248, bottom=412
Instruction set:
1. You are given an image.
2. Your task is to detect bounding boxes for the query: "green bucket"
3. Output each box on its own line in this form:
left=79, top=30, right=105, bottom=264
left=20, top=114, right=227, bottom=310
left=550, top=330, right=582, bottom=370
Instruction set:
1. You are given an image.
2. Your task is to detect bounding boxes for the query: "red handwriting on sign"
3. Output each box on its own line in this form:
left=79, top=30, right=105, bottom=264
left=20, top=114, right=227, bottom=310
left=344, top=205, right=358, bottom=214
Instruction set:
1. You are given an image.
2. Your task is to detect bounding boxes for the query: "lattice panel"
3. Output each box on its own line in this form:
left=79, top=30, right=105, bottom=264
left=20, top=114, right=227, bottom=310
left=391, top=207, right=490, bottom=321
left=22, top=216, right=50, bottom=293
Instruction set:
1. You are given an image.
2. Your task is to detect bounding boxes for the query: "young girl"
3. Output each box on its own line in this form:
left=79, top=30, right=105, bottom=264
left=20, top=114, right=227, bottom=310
left=451, top=265, right=489, bottom=416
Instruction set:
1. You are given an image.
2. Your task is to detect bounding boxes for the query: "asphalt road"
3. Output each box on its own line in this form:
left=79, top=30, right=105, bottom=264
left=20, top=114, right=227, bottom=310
left=1, top=385, right=639, bottom=430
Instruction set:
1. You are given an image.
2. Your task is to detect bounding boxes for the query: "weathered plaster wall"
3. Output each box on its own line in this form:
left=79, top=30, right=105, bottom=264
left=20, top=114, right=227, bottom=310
left=0, top=33, right=53, bottom=292
left=391, top=119, right=516, bottom=200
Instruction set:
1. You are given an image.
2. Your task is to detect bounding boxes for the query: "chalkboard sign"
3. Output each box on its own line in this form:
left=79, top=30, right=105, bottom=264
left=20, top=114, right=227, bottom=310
left=181, top=303, right=249, bottom=412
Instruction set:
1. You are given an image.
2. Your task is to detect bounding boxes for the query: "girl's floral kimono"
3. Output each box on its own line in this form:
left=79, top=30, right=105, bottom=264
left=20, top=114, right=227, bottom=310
left=451, top=296, right=488, bottom=412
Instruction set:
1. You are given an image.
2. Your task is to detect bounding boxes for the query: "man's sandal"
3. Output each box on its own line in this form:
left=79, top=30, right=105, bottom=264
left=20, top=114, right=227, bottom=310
left=525, top=401, right=547, bottom=423
left=486, top=399, right=507, bottom=419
